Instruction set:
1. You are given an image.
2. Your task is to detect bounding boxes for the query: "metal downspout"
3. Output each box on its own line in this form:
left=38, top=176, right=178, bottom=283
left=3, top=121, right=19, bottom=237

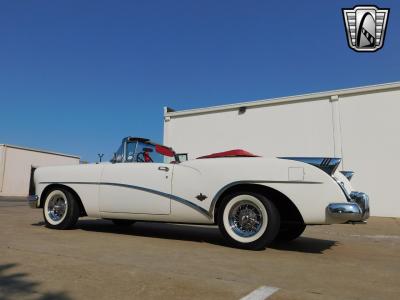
left=330, top=95, right=345, bottom=170
left=0, top=146, right=7, bottom=193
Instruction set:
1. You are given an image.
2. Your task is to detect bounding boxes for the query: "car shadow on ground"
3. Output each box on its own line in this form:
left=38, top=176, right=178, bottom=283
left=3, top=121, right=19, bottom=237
left=32, top=219, right=337, bottom=253
left=78, top=219, right=228, bottom=247
left=272, top=237, right=337, bottom=254
left=0, top=263, right=71, bottom=300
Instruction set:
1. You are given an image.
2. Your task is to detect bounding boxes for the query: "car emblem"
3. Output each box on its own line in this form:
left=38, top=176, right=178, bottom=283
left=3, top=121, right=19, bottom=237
left=342, top=5, right=389, bottom=52
left=195, top=193, right=207, bottom=201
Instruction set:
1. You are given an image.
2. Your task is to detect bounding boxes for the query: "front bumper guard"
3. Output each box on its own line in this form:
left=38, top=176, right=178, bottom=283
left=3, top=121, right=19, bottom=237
left=28, top=195, right=39, bottom=208
left=327, top=191, right=370, bottom=222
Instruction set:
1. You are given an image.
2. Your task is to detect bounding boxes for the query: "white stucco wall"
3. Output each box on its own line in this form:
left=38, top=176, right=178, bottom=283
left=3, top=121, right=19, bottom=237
left=165, top=98, right=335, bottom=159
left=0, top=145, right=79, bottom=197
left=164, top=83, right=400, bottom=217
left=337, top=90, right=400, bottom=218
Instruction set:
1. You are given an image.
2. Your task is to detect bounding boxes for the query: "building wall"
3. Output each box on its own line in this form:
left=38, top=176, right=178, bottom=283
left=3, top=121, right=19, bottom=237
left=337, top=90, right=400, bottom=217
left=165, top=98, right=335, bottom=158
left=0, top=146, right=79, bottom=196
left=164, top=85, right=400, bottom=217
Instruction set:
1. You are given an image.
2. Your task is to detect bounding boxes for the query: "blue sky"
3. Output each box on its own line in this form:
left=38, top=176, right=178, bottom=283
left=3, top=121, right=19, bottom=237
left=0, top=1, right=398, bottom=162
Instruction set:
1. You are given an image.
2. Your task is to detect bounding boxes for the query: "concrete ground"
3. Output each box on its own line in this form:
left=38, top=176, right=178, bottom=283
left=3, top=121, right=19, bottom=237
left=0, top=198, right=399, bottom=300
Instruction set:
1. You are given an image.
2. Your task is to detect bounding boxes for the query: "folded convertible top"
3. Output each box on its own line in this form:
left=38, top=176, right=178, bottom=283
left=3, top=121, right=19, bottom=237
left=197, top=149, right=259, bottom=159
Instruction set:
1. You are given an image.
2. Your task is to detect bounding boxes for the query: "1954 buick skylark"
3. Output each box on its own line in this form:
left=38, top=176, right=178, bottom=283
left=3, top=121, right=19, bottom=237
left=29, top=137, right=369, bottom=250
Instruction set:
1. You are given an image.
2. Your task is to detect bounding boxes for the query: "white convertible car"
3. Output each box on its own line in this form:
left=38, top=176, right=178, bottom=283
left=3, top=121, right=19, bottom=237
left=29, top=137, right=369, bottom=250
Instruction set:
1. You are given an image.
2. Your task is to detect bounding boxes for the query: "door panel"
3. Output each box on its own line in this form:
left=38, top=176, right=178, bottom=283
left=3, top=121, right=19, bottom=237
left=99, top=163, right=172, bottom=215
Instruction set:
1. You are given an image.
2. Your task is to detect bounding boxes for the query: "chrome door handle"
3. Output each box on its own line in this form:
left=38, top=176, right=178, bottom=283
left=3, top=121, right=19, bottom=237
left=158, top=166, right=169, bottom=172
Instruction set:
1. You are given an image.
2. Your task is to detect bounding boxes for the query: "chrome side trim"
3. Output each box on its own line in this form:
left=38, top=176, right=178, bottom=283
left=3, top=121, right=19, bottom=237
left=28, top=195, right=39, bottom=208
left=40, top=180, right=321, bottom=221
left=39, top=182, right=211, bottom=219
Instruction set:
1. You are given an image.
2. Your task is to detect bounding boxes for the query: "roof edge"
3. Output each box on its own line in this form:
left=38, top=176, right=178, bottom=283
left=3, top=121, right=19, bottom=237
left=0, top=144, right=80, bottom=159
left=165, top=81, right=400, bottom=118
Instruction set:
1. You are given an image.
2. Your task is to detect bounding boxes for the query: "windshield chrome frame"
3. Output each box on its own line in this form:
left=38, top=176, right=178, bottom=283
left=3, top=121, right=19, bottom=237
left=112, top=137, right=180, bottom=164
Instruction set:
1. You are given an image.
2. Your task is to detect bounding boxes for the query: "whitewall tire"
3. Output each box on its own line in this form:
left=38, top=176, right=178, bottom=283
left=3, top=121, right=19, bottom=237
left=218, top=192, right=280, bottom=250
left=43, top=188, right=80, bottom=230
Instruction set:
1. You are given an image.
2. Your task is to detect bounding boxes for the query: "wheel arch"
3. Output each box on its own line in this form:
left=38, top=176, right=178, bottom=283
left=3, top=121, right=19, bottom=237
left=212, top=183, right=304, bottom=226
left=39, top=184, right=87, bottom=217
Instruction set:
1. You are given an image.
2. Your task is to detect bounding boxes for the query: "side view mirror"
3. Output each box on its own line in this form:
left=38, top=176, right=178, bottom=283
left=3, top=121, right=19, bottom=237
left=176, top=153, right=188, bottom=162
left=111, top=153, right=117, bottom=163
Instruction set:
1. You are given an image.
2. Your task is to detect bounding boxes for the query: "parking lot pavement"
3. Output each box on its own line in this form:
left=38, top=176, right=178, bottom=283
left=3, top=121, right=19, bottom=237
left=0, top=199, right=399, bottom=300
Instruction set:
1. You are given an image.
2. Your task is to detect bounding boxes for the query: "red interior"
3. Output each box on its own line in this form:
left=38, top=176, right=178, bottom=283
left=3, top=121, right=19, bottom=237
left=143, top=151, right=152, bottom=162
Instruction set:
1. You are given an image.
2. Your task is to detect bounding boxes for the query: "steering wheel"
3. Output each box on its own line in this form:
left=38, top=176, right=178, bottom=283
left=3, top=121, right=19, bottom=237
left=136, top=152, right=153, bottom=162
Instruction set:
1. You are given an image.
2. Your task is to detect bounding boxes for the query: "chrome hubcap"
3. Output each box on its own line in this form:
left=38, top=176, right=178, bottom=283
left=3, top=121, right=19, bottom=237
left=47, top=194, right=67, bottom=222
left=228, top=201, right=263, bottom=237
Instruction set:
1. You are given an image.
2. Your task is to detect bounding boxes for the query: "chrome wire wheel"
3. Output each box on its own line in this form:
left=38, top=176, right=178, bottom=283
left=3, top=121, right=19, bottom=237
left=44, top=190, right=68, bottom=225
left=222, top=194, right=269, bottom=244
left=228, top=201, right=263, bottom=237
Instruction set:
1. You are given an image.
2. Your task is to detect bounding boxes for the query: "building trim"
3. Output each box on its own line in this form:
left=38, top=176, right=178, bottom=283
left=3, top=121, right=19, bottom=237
left=164, top=81, right=400, bottom=118
left=0, top=144, right=80, bottom=159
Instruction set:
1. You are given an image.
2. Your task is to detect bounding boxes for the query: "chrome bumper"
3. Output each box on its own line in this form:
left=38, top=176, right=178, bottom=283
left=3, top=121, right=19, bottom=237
left=28, top=195, right=39, bottom=208
left=327, top=192, right=370, bottom=222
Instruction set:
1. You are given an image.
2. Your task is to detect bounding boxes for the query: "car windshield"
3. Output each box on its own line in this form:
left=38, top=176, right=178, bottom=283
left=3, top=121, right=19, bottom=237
left=114, top=143, right=125, bottom=163
left=112, top=139, right=176, bottom=164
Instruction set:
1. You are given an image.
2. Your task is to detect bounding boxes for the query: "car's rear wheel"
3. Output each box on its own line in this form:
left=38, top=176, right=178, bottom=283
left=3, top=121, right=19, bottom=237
left=276, top=223, right=306, bottom=241
left=217, top=192, right=280, bottom=250
left=111, top=219, right=135, bottom=227
left=43, top=188, right=80, bottom=229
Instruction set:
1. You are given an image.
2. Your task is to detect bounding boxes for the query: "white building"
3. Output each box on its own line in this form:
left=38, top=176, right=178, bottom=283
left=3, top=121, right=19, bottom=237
left=164, top=82, right=400, bottom=218
left=0, top=144, right=80, bottom=197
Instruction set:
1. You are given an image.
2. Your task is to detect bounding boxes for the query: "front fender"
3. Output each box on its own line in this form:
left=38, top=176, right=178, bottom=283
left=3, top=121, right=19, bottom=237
left=33, top=164, right=104, bottom=217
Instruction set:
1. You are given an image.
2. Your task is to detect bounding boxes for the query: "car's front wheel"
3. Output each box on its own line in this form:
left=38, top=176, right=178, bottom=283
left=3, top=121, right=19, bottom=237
left=217, top=192, right=280, bottom=250
left=43, top=188, right=80, bottom=230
